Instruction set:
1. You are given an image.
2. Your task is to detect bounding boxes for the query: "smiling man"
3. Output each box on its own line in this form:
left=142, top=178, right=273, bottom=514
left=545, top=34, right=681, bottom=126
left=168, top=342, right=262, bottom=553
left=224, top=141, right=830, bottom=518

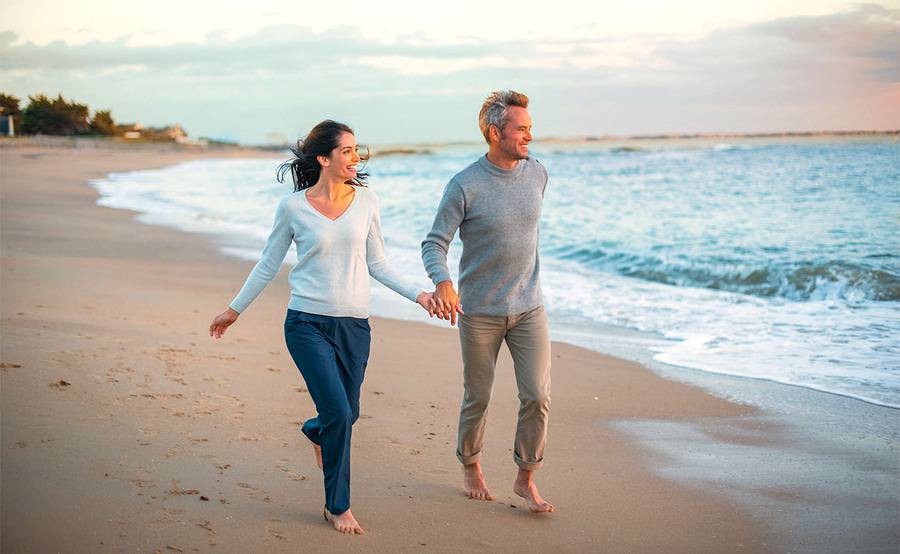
left=421, top=90, right=554, bottom=513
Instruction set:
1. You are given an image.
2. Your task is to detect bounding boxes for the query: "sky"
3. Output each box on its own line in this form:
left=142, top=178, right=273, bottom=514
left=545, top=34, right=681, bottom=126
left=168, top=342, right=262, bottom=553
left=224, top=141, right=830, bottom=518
left=1, top=1, right=898, bottom=144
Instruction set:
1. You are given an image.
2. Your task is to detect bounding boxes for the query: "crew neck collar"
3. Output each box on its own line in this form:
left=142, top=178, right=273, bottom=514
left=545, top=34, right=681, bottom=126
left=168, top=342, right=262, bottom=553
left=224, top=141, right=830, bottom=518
left=478, top=154, right=526, bottom=178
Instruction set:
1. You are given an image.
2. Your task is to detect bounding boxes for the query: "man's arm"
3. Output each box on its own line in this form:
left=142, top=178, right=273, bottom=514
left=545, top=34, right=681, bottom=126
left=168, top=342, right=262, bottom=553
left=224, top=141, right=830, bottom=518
left=421, top=179, right=466, bottom=325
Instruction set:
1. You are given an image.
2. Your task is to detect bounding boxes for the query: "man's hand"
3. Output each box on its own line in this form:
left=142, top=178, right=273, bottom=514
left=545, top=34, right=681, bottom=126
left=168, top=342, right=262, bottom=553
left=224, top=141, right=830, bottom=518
left=434, top=281, right=464, bottom=326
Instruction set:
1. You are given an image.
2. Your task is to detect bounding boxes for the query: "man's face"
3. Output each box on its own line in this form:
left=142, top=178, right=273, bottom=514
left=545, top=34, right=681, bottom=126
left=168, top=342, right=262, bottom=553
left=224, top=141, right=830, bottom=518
left=495, top=106, right=533, bottom=160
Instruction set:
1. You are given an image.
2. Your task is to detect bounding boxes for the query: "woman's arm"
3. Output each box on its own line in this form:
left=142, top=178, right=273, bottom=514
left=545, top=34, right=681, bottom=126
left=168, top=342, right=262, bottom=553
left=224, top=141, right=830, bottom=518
left=210, top=197, right=294, bottom=338
left=365, top=193, right=433, bottom=312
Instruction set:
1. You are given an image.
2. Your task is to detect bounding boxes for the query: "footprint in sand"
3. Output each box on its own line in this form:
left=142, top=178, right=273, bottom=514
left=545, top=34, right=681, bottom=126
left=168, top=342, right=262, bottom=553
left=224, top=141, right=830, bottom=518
left=196, top=520, right=216, bottom=545
left=168, top=481, right=200, bottom=496
left=150, top=507, right=185, bottom=529
left=265, top=520, right=287, bottom=540
left=275, top=459, right=308, bottom=482
left=130, top=478, right=158, bottom=497
left=237, top=482, right=272, bottom=503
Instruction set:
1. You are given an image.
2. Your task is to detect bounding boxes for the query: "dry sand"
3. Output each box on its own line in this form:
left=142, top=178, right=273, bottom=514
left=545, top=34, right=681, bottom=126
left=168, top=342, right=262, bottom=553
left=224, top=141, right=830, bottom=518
left=2, top=144, right=771, bottom=552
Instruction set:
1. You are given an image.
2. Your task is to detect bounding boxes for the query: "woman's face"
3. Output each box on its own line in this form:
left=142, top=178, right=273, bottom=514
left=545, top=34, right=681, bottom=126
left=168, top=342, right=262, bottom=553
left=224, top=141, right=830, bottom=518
left=321, top=132, right=361, bottom=182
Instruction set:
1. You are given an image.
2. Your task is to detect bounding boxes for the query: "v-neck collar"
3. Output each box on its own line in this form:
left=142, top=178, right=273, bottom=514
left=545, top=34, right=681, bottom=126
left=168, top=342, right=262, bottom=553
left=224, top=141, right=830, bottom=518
left=303, top=188, right=359, bottom=222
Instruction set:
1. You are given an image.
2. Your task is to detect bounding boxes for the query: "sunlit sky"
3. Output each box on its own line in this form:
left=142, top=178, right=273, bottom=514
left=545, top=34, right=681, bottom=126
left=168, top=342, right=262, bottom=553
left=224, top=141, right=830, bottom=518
left=2, top=1, right=898, bottom=143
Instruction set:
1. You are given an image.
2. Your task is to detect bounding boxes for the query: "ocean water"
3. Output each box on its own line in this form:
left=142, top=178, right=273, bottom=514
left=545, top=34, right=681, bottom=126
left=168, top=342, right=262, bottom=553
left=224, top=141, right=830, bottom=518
left=92, top=138, right=900, bottom=408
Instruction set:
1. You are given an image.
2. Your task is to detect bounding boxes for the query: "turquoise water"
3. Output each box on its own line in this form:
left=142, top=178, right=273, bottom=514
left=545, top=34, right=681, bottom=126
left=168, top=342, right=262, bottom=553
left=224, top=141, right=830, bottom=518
left=93, top=138, right=900, bottom=407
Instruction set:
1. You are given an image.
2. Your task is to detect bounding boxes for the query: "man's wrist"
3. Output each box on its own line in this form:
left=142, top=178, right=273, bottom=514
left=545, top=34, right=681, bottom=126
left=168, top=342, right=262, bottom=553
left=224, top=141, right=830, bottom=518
left=436, top=280, right=455, bottom=291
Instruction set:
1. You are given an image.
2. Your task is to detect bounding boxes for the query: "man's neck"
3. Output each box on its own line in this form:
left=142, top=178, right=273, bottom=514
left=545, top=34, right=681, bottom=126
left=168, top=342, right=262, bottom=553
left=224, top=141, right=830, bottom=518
left=485, top=149, right=519, bottom=170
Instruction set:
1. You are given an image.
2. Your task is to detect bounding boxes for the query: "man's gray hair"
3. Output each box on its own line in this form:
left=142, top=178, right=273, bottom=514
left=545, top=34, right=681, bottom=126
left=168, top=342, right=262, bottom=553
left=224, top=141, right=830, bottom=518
left=478, top=90, right=529, bottom=144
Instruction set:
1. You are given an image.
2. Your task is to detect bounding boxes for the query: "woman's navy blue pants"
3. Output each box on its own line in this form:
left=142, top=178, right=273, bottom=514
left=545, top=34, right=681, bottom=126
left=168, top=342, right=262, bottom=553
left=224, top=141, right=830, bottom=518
left=284, top=309, right=371, bottom=516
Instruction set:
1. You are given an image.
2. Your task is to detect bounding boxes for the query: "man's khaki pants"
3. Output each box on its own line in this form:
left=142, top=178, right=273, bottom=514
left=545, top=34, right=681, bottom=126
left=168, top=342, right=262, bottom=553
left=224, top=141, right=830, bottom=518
left=456, top=305, right=551, bottom=470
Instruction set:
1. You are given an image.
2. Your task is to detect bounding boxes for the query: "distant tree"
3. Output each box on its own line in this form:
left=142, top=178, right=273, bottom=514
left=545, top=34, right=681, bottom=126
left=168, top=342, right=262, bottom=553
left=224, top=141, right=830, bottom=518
left=22, top=94, right=90, bottom=135
left=90, top=109, right=116, bottom=136
left=0, top=93, right=23, bottom=133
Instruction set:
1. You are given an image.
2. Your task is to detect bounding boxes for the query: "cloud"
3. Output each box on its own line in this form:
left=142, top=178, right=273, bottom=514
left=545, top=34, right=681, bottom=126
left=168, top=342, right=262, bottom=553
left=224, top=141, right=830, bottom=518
left=0, top=4, right=897, bottom=143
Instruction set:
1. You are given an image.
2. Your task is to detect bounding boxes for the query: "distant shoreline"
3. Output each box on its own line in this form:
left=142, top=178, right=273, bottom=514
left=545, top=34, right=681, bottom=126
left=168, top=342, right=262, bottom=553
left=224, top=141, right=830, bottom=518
left=2, top=129, right=896, bottom=156
left=548, top=129, right=899, bottom=141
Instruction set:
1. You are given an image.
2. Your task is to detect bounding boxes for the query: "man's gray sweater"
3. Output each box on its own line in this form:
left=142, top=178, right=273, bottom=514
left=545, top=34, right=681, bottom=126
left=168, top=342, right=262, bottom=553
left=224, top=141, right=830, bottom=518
left=421, top=154, right=548, bottom=316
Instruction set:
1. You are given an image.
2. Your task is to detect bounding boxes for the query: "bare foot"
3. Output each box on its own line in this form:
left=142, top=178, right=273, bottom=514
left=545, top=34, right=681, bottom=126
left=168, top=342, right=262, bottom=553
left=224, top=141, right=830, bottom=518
left=313, top=444, right=323, bottom=470
left=513, top=469, right=555, bottom=513
left=463, top=461, right=494, bottom=500
left=324, top=507, right=365, bottom=535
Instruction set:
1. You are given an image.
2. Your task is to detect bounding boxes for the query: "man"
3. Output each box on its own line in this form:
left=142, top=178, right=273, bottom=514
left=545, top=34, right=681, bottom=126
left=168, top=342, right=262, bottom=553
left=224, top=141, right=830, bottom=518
left=422, top=90, right=554, bottom=513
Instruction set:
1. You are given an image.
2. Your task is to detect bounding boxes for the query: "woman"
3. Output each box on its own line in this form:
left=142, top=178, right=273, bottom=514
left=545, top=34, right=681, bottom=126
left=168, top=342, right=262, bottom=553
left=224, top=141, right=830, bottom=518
left=209, top=120, right=434, bottom=535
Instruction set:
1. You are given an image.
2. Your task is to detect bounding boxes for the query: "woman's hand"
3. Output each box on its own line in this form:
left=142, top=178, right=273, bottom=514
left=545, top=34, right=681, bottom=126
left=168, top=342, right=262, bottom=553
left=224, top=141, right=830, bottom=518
left=209, top=308, right=240, bottom=339
left=416, top=291, right=437, bottom=317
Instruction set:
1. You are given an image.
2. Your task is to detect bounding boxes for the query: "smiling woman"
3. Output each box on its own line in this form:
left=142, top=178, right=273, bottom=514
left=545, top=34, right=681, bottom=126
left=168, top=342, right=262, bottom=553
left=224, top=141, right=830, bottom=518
left=208, top=119, right=436, bottom=535
left=276, top=120, right=370, bottom=192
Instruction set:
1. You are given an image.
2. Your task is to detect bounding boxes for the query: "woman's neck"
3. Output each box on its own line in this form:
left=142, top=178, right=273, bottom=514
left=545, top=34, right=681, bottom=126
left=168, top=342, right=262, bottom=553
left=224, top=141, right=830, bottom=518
left=309, top=176, right=351, bottom=200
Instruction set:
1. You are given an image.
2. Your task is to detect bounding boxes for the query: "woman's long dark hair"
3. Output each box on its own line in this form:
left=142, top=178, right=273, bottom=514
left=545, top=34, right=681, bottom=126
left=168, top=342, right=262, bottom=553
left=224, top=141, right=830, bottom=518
left=277, top=120, right=369, bottom=192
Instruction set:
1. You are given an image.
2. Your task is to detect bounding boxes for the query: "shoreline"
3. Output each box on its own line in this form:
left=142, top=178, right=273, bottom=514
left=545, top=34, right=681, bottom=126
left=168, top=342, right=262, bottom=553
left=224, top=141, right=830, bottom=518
left=3, top=129, right=896, bottom=156
left=3, top=143, right=897, bottom=552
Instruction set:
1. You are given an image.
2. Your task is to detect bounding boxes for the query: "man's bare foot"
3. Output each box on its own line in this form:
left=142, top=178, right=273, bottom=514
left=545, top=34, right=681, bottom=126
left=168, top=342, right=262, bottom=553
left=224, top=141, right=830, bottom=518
left=324, top=507, right=365, bottom=535
left=313, top=443, right=323, bottom=470
left=513, top=469, right=555, bottom=513
left=463, top=461, right=494, bottom=500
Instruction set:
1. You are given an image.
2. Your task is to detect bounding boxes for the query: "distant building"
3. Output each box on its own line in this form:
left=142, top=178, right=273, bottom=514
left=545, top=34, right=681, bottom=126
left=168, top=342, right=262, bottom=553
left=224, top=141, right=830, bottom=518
left=117, top=122, right=142, bottom=139
left=165, top=124, right=187, bottom=142
left=0, top=113, right=14, bottom=136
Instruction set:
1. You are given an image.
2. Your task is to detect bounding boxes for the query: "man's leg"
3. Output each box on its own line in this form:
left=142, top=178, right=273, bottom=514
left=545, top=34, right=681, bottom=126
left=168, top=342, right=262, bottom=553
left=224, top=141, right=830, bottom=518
left=457, top=313, right=505, bottom=500
left=505, top=306, right=554, bottom=512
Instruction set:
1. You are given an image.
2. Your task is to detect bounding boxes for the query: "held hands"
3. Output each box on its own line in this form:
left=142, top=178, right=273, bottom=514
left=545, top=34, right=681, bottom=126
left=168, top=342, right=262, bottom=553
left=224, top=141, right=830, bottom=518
left=433, top=280, right=464, bottom=326
left=209, top=308, right=239, bottom=339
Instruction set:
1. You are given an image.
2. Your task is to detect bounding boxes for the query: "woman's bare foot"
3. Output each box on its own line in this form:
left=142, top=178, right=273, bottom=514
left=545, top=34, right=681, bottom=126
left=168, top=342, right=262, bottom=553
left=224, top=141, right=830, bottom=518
left=463, top=461, right=494, bottom=500
left=324, top=507, right=365, bottom=534
left=313, top=443, right=323, bottom=470
left=513, top=468, right=555, bottom=513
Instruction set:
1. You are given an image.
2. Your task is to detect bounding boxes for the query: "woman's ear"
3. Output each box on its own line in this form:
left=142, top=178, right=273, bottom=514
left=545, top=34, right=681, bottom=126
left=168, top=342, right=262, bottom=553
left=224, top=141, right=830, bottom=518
left=317, top=154, right=330, bottom=167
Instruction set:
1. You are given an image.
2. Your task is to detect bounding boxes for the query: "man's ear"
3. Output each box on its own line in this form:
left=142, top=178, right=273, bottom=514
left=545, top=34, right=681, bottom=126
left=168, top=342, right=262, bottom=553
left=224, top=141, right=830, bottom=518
left=489, top=124, right=501, bottom=144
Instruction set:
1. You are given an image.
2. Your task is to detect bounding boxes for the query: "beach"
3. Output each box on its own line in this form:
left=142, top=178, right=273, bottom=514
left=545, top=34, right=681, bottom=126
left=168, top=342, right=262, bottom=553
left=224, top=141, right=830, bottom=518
left=1, top=142, right=896, bottom=552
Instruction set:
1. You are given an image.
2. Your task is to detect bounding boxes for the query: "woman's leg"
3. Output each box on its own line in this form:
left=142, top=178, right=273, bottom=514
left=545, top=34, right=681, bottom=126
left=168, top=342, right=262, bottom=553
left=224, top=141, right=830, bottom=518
left=284, top=311, right=354, bottom=516
left=332, top=317, right=371, bottom=425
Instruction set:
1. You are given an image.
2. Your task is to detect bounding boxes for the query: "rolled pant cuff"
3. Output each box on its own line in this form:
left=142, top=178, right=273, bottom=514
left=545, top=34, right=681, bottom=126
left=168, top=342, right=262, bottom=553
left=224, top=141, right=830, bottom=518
left=514, top=453, right=544, bottom=471
left=456, top=449, right=482, bottom=466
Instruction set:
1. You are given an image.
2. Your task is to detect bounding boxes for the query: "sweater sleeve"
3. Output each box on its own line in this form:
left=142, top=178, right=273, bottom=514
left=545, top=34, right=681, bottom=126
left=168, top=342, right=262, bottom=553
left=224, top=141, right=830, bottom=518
left=421, top=178, right=465, bottom=286
left=229, top=197, right=294, bottom=313
left=366, top=192, right=423, bottom=302
left=536, top=158, right=549, bottom=196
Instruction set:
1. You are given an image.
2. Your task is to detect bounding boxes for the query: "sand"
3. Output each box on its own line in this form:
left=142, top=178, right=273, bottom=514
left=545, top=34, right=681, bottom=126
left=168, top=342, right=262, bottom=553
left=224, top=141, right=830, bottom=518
left=0, top=143, right=776, bottom=552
